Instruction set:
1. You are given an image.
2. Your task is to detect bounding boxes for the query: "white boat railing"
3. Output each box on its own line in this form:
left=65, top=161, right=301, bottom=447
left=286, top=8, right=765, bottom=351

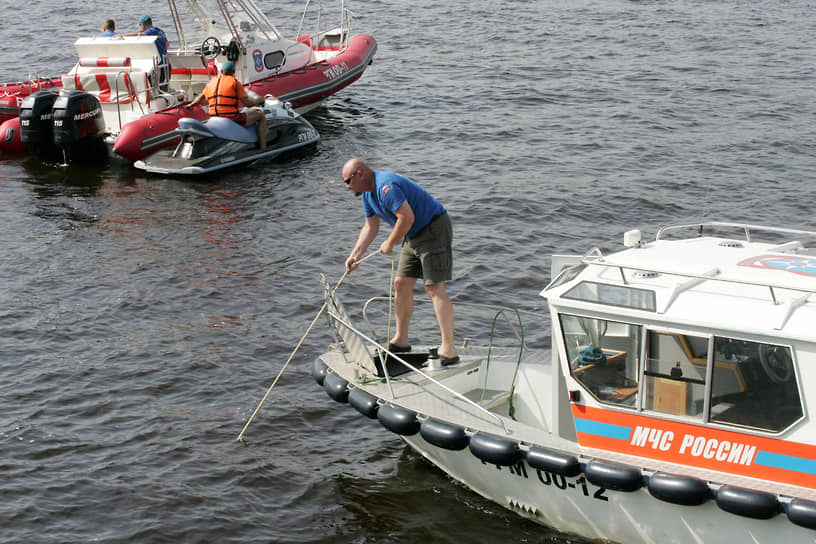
left=324, top=306, right=513, bottom=434
left=579, top=222, right=816, bottom=311
left=296, top=0, right=354, bottom=51
left=655, top=221, right=816, bottom=242
left=360, top=297, right=532, bottom=352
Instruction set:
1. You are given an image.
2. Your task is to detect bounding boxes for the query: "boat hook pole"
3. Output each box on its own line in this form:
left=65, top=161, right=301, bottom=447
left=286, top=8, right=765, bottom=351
left=236, top=249, right=382, bottom=443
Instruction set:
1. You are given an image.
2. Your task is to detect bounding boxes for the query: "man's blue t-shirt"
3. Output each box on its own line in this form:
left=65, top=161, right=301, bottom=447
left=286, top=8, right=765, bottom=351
left=362, top=171, right=445, bottom=239
left=144, top=26, right=168, bottom=59
left=98, top=30, right=116, bottom=37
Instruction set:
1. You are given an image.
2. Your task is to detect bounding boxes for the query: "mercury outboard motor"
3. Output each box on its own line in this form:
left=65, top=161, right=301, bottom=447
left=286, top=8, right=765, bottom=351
left=52, top=90, right=107, bottom=164
left=19, top=90, right=61, bottom=162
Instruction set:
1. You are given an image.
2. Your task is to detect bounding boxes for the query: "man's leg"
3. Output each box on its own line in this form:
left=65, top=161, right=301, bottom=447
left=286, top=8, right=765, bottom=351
left=245, top=109, right=267, bottom=149
left=425, top=281, right=457, bottom=359
left=390, top=275, right=416, bottom=348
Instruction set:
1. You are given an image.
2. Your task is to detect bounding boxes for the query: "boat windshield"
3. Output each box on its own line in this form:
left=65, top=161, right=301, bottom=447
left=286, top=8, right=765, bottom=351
left=172, top=0, right=282, bottom=51
left=563, top=281, right=656, bottom=312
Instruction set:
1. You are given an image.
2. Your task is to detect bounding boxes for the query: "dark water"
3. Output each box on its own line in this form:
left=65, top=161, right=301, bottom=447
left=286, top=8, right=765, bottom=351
left=2, top=1, right=815, bottom=542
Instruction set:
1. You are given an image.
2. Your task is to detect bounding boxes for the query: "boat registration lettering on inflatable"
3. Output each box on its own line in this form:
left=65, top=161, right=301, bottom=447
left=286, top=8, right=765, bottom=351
left=322, top=61, right=349, bottom=80
left=298, top=129, right=317, bottom=142
left=484, top=460, right=609, bottom=502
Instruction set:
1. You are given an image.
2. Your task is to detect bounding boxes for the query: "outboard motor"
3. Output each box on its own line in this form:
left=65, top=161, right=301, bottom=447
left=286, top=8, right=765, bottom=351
left=19, top=90, right=61, bottom=162
left=52, top=90, right=107, bottom=164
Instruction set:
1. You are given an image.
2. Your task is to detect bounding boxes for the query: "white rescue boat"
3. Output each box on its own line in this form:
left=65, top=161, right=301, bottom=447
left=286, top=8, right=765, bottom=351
left=313, top=222, right=816, bottom=543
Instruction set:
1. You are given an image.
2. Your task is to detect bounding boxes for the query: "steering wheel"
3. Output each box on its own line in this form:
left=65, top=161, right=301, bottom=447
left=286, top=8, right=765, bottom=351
left=758, top=344, right=793, bottom=384
left=201, top=37, right=222, bottom=59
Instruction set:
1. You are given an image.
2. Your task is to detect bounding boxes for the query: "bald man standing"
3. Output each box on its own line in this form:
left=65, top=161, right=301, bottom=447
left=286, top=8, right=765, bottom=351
left=343, top=158, right=459, bottom=365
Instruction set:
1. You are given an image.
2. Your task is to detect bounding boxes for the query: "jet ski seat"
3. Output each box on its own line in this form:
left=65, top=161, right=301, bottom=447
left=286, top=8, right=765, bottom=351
left=178, top=116, right=258, bottom=143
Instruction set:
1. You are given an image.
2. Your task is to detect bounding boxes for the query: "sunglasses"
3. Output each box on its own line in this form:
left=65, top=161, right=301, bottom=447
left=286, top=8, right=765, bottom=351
left=344, top=171, right=358, bottom=184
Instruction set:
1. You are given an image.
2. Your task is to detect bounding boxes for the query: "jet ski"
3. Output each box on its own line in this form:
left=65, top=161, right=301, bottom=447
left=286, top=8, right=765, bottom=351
left=134, top=96, right=319, bottom=175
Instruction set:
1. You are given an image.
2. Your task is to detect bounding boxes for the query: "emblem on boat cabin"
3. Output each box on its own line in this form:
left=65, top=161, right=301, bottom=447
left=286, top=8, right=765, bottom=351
left=738, top=254, right=816, bottom=276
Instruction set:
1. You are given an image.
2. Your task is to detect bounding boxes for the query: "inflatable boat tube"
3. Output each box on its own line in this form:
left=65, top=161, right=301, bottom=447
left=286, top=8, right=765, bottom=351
left=584, top=460, right=642, bottom=492
left=469, top=433, right=520, bottom=466
left=348, top=388, right=379, bottom=419
left=647, top=472, right=710, bottom=506
left=716, top=485, right=778, bottom=519
left=377, top=404, right=420, bottom=436
left=524, top=447, right=581, bottom=476
left=420, top=418, right=469, bottom=451
left=322, top=372, right=349, bottom=403
left=787, top=498, right=816, bottom=529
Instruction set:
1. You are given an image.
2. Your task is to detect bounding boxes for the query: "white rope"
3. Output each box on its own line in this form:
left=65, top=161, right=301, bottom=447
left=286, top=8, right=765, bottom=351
left=386, top=250, right=395, bottom=348
left=236, top=249, right=381, bottom=442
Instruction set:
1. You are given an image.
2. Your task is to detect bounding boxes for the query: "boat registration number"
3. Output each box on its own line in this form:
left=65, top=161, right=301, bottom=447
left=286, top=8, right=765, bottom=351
left=488, top=461, right=609, bottom=502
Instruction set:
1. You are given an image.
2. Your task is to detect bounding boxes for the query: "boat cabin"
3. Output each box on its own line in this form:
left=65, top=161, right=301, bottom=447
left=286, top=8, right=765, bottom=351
left=543, top=223, right=816, bottom=492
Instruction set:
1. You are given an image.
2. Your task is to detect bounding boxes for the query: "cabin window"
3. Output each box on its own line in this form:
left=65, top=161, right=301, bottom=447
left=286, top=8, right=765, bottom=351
left=641, top=332, right=803, bottom=432
left=264, top=51, right=285, bottom=70
left=709, top=338, right=802, bottom=432
left=560, top=314, right=641, bottom=408
left=562, top=281, right=656, bottom=312
left=546, top=263, right=586, bottom=290
left=643, top=331, right=708, bottom=418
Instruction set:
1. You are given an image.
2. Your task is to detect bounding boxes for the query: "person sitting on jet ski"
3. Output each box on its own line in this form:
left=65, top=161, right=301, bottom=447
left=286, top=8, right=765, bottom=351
left=187, top=61, right=267, bottom=150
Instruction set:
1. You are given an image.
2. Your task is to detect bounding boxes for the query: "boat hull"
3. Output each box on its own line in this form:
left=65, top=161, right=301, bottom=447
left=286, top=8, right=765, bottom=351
left=303, top=218, right=816, bottom=543
left=403, top=435, right=809, bottom=543
left=133, top=105, right=319, bottom=175
left=114, top=34, right=376, bottom=162
left=0, top=77, right=62, bottom=124
left=249, top=33, right=377, bottom=112
left=314, top=349, right=816, bottom=543
left=0, top=117, right=25, bottom=153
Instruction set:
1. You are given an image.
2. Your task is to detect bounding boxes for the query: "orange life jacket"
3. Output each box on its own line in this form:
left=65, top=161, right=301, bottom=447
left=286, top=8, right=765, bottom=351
left=206, top=75, right=242, bottom=117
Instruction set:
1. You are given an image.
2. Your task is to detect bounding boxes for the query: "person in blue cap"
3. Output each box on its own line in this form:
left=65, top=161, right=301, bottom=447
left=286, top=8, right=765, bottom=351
left=138, top=15, right=170, bottom=89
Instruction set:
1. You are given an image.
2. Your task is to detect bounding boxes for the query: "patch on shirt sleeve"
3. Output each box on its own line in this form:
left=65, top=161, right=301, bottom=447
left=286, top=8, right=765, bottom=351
left=381, top=185, right=392, bottom=196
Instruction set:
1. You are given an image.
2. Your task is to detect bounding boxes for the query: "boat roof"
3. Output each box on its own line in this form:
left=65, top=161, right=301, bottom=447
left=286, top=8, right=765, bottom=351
left=542, top=222, right=816, bottom=340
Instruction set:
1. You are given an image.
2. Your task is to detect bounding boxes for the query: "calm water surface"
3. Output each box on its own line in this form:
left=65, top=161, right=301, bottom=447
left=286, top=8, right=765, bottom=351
left=1, top=1, right=815, bottom=542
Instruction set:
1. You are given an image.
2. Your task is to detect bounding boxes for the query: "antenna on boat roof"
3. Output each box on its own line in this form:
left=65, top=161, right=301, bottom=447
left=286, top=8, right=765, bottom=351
left=235, top=248, right=382, bottom=443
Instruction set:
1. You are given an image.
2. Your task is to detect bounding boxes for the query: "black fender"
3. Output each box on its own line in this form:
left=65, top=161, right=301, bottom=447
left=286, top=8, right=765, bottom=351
left=348, top=388, right=379, bottom=419
left=420, top=418, right=469, bottom=450
left=322, top=372, right=349, bottom=403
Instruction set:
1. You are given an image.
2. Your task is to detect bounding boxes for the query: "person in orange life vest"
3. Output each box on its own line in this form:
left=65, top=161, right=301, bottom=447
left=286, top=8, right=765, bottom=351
left=187, top=61, right=267, bottom=149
